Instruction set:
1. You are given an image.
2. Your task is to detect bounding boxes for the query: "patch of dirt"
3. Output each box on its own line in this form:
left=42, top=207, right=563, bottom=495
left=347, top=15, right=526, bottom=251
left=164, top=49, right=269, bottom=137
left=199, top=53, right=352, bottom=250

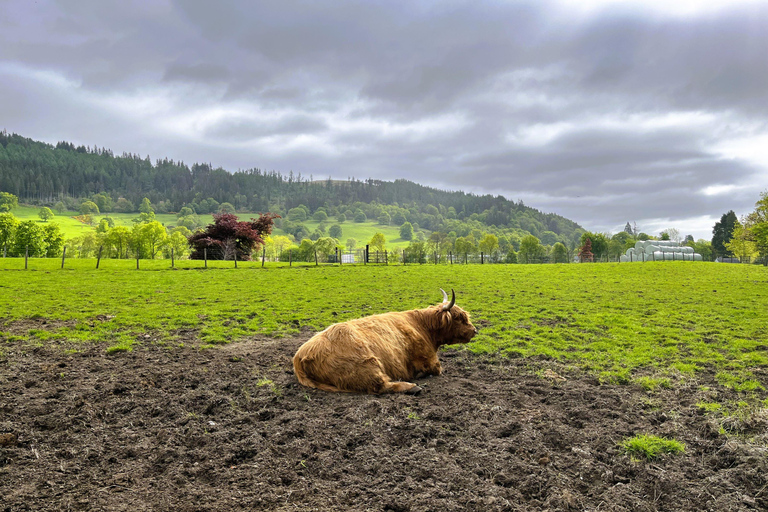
left=1, top=338, right=766, bottom=511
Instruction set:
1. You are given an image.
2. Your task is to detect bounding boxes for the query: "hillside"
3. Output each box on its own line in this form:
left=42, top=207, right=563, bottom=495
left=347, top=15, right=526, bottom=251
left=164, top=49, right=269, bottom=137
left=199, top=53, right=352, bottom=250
left=0, top=130, right=585, bottom=246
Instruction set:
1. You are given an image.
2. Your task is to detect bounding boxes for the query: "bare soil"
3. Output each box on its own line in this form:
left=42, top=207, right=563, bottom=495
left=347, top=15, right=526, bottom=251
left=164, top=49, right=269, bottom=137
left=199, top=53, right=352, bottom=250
left=1, top=335, right=767, bottom=511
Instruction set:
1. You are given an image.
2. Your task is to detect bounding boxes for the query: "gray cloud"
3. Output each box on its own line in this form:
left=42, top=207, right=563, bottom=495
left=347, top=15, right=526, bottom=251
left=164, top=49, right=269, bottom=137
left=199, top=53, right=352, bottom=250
left=1, top=0, right=767, bottom=239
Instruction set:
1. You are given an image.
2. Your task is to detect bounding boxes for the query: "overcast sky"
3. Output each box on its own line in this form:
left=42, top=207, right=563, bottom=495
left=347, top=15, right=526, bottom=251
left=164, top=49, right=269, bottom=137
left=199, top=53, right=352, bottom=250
left=2, top=0, right=767, bottom=240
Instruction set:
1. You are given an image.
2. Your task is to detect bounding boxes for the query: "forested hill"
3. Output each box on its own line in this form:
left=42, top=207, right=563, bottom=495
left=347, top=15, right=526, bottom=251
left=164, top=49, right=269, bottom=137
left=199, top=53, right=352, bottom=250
left=0, top=130, right=585, bottom=243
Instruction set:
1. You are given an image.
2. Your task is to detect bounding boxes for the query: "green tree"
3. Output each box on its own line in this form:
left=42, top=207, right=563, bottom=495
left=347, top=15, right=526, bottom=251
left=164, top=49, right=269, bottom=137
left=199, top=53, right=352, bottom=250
left=70, top=232, right=100, bottom=258
left=53, top=201, right=66, bottom=214
left=712, top=210, right=738, bottom=258
left=427, top=231, right=450, bottom=258
left=0, top=192, right=18, bottom=212
left=105, top=226, right=132, bottom=258
left=92, top=193, right=113, bottom=213
left=478, top=233, right=500, bottom=261
left=314, top=237, right=339, bottom=261
left=746, top=191, right=768, bottom=260
left=336, top=213, right=346, bottom=223
left=369, top=232, right=386, bottom=253
left=346, top=238, right=357, bottom=251
left=42, top=224, right=64, bottom=257
left=378, top=212, right=391, bottom=225
left=133, top=221, right=168, bottom=259
left=38, top=207, right=54, bottom=222
left=313, top=210, right=328, bottom=222
left=287, top=207, right=307, bottom=222
left=399, top=222, right=414, bottom=240
left=404, top=240, right=427, bottom=263
left=163, top=228, right=191, bottom=259
left=579, top=232, right=608, bottom=259
left=725, top=221, right=756, bottom=262
left=454, top=237, right=475, bottom=260
left=218, top=202, right=236, bottom=214
left=505, top=249, right=518, bottom=263
left=96, top=217, right=115, bottom=233
left=354, top=211, right=367, bottom=223
left=114, top=197, right=134, bottom=213
left=539, top=231, right=558, bottom=246
left=688, top=239, right=713, bottom=261
left=0, top=212, right=19, bottom=255
left=139, top=197, right=154, bottom=214
left=329, top=224, right=343, bottom=238
left=551, top=242, right=568, bottom=263
left=607, top=239, right=625, bottom=260
left=11, top=220, right=46, bottom=257
left=518, top=235, right=545, bottom=263
left=295, top=239, right=316, bottom=262
left=178, top=206, right=195, bottom=218
left=79, top=201, right=100, bottom=215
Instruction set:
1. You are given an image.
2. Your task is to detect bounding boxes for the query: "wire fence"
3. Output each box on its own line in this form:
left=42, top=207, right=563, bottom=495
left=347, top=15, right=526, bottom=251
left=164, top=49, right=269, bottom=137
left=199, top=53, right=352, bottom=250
left=4, top=244, right=766, bottom=269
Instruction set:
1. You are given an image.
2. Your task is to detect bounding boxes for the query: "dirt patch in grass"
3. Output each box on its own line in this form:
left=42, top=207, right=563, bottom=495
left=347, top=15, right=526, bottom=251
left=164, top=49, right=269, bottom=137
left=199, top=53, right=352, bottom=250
left=1, top=337, right=766, bottom=511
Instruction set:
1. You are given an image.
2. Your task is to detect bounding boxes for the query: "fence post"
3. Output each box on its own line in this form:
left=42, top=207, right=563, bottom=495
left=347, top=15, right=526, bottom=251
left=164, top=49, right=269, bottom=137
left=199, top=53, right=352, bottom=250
left=25, top=246, right=28, bottom=269
left=204, top=247, right=208, bottom=268
left=365, top=245, right=369, bottom=265
left=481, top=252, right=484, bottom=264
left=450, top=251, right=453, bottom=264
left=289, top=249, right=292, bottom=267
left=385, top=250, right=388, bottom=265
left=171, top=248, right=174, bottom=268
left=336, top=247, right=339, bottom=266
left=61, top=246, right=67, bottom=269
left=234, top=250, right=238, bottom=269
left=96, top=245, right=103, bottom=269
left=136, top=252, right=140, bottom=270
left=262, top=247, right=266, bottom=267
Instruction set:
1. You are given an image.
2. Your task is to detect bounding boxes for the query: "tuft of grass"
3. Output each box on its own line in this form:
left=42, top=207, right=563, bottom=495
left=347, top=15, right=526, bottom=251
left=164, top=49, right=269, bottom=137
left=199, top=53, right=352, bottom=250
left=635, top=376, right=672, bottom=392
left=696, top=401, right=722, bottom=412
left=256, top=377, right=281, bottom=396
left=621, top=434, right=685, bottom=460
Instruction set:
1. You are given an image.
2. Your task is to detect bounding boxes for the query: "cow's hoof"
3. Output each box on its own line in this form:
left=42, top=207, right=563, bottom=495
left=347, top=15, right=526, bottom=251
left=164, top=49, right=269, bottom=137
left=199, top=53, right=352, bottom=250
left=406, top=385, right=423, bottom=395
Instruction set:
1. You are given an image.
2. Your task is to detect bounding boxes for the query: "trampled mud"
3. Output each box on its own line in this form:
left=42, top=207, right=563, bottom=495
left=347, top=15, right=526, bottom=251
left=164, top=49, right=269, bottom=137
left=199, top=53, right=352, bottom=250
left=1, top=337, right=766, bottom=511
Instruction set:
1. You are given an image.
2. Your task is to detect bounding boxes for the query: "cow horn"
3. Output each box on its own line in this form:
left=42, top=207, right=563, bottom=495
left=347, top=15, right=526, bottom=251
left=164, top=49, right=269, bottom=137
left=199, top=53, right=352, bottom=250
left=440, top=288, right=449, bottom=304
left=442, top=288, right=456, bottom=311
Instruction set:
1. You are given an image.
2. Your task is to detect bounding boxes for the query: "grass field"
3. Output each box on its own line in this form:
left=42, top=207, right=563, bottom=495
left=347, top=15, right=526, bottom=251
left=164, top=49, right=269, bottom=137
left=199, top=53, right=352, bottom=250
left=1, top=260, right=766, bottom=392
left=11, top=205, right=409, bottom=248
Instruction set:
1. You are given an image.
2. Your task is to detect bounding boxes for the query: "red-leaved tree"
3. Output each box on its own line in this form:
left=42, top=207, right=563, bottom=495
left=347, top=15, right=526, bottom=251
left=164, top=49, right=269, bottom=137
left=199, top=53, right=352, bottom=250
left=579, top=237, right=594, bottom=263
left=188, top=213, right=279, bottom=260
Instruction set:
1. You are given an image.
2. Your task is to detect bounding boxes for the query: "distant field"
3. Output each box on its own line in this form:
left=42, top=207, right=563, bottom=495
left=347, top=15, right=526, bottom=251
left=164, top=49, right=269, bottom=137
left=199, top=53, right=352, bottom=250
left=1, top=260, right=766, bottom=392
left=11, top=205, right=409, bottom=248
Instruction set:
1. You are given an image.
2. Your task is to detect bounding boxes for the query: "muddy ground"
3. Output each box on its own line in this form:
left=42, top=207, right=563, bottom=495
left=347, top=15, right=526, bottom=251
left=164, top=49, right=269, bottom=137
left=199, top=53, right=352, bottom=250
left=1, top=334, right=767, bottom=512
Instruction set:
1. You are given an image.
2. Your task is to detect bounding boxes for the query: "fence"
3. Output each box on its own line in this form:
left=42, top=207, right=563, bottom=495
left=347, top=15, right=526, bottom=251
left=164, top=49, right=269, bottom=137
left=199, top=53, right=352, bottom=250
left=4, top=244, right=764, bottom=270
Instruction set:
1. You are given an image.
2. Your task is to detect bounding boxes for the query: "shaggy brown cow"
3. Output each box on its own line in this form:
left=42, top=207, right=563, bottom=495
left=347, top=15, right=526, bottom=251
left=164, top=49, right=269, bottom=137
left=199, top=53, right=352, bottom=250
left=293, top=289, right=477, bottom=394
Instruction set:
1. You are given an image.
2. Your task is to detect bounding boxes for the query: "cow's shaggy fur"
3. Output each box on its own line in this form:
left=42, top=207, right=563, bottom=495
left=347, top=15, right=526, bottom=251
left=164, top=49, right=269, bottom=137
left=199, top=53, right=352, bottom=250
left=293, top=291, right=477, bottom=394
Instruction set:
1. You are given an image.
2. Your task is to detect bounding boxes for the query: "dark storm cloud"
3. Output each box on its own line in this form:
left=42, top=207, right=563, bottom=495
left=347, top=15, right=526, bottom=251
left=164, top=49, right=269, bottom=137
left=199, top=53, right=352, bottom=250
left=1, top=0, right=767, bottom=238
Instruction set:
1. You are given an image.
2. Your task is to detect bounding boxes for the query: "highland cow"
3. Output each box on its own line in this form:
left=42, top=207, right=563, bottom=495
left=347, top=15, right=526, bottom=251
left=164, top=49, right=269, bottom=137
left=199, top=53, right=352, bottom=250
left=293, top=289, right=477, bottom=394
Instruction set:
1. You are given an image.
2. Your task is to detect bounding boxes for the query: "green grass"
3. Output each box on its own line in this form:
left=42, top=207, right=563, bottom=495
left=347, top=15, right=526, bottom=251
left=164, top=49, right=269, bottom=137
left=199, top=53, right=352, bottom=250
left=12, top=205, right=409, bottom=249
left=12, top=205, right=203, bottom=239
left=620, top=434, right=685, bottom=460
left=273, top=219, right=413, bottom=249
left=1, top=260, right=767, bottom=394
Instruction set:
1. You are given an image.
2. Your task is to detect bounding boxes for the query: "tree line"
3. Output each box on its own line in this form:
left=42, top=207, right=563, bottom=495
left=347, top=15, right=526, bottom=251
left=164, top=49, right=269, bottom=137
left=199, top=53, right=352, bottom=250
left=0, top=130, right=584, bottom=245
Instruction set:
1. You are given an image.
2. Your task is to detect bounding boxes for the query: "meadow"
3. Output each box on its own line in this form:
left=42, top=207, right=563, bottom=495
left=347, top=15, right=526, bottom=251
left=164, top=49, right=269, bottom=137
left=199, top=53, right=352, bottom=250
left=11, top=205, right=411, bottom=248
left=2, top=260, right=768, bottom=510
left=1, top=259, right=766, bottom=391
